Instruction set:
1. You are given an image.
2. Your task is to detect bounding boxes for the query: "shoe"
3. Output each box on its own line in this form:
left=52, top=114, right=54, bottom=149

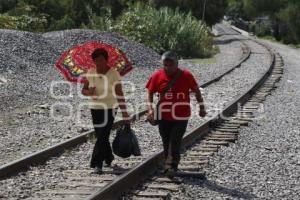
left=164, top=168, right=177, bottom=178
left=92, top=166, right=102, bottom=174
left=105, top=155, right=114, bottom=167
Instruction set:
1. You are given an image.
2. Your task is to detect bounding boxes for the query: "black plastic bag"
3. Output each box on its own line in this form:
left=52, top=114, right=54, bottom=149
left=112, top=124, right=141, bottom=158
left=131, top=129, right=141, bottom=156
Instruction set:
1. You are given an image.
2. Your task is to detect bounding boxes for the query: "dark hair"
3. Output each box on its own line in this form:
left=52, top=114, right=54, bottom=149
left=91, top=48, right=108, bottom=61
left=161, top=51, right=178, bottom=65
left=161, top=51, right=178, bottom=62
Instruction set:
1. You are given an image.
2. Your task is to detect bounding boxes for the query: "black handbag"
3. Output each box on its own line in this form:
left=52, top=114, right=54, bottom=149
left=147, top=69, right=183, bottom=126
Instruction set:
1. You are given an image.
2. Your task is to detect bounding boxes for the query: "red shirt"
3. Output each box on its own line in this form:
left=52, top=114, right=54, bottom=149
left=146, top=68, right=199, bottom=121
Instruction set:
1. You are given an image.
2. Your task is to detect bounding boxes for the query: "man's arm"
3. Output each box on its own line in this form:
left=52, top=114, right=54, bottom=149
left=147, top=90, right=155, bottom=115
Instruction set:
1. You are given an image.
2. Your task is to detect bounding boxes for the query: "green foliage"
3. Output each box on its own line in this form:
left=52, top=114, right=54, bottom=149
left=277, top=2, right=300, bottom=44
left=227, top=0, right=242, bottom=19
left=0, top=0, right=217, bottom=57
left=49, top=15, right=75, bottom=30
left=84, top=6, right=113, bottom=31
left=0, top=0, right=17, bottom=13
left=227, top=0, right=300, bottom=44
left=0, top=0, right=228, bottom=30
left=0, top=14, right=47, bottom=31
left=141, top=0, right=227, bottom=26
left=113, top=5, right=214, bottom=58
left=0, top=15, right=16, bottom=29
left=249, top=21, right=272, bottom=37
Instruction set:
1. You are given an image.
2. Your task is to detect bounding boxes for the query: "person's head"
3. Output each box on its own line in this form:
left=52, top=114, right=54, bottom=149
left=161, top=51, right=178, bottom=75
left=91, top=48, right=109, bottom=68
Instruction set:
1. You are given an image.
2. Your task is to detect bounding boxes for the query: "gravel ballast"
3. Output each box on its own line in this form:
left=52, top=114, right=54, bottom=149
left=178, top=39, right=300, bottom=199
left=0, top=28, right=244, bottom=166
left=0, top=25, right=274, bottom=199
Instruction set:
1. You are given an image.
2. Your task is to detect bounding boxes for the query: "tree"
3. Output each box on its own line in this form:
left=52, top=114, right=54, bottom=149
left=227, top=0, right=300, bottom=44
left=277, top=2, right=300, bottom=43
left=147, top=0, right=228, bottom=26
left=0, top=0, right=18, bottom=13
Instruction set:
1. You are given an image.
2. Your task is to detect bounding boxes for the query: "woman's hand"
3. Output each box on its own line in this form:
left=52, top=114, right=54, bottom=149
left=87, top=87, right=96, bottom=96
left=82, top=82, right=96, bottom=96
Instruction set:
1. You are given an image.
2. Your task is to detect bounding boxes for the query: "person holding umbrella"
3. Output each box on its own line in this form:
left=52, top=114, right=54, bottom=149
left=55, top=41, right=133, bottom=174
left=146, top=51, right=206, bottom=176
left=82, top=48, right=130, bottom=174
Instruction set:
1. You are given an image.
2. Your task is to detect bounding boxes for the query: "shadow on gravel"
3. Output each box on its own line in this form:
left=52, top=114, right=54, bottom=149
left=214, top=38, right=250, bottom=45
left=182, top=178, right=257, bottom=199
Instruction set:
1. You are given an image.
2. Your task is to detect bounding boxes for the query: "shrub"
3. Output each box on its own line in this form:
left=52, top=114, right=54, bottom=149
left=113, top=5, right=214, bottom=58
left=277, top=3, right=300, bottom=44
left=250, top=21, right=272, bottom=37
left=84, top=6, right=113, bottom=31
left=0, top=14, right=47, bottom=32
left=49, top=15, right=76, bottom=30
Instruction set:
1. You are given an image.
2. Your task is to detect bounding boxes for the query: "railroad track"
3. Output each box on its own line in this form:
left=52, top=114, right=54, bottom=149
left=122, top=55, right=283, bottom=200
left=117, top=35, right=284, bottom=200
left=0, top=34, right=250, bottom=179
left=86, top=32, right=283, bottom=199
left=0, top=26, right=282, bottom=200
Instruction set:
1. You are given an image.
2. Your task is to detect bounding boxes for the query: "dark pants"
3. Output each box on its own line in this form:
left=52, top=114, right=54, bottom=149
left=158, top=120, right=188, bottom=170
left=90, top=109, right=116, bottom=168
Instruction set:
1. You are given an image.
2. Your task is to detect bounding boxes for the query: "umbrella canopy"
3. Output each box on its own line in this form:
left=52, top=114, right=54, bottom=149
left=55, top=41, right=133, bottom=83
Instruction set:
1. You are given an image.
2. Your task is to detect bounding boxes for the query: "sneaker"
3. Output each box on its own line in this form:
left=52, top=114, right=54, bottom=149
left=92, top=166, right=102, bottom=174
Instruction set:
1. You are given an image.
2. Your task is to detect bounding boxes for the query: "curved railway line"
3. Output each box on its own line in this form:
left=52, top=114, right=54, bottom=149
left=0, top=25, right=283, bottom=200
left=0, top=32, right=250, bottom=179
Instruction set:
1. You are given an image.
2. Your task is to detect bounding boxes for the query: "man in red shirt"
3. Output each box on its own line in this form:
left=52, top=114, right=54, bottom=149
left=146, top=51, right=206, bottom=176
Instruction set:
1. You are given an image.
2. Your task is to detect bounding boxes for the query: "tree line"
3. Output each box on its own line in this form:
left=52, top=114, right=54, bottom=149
left=1, top=0, right=299, bottom=45
left=227, top=0, right=300, bottom=44
left=0, top=0, right=226, bottom=31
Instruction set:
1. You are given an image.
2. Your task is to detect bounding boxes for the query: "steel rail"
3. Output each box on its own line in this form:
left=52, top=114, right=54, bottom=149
left=0, top=38, right=251, bottom=180
left=86, top=37, right=276, bottom=200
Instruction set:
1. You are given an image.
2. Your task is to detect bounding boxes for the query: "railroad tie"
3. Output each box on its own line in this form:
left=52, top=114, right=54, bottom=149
left=232, top=117, right=254, bottom=122
left=205, top=135, right=236, bottom=141
left=68, top=175, right=115, bottom=182
left=190, top=146, right=219, bottom=152
left=131, top=191, right=171, bottom=200
left=36, top=189, right=92, bottom=196
left=178, top=165, right=202, bottom=171
left=214, top=128, right=239, bottom=133
left=30, top=197, right=85, bottom=200
left=146, top=183, right=180, bottom=192
left=151, top=177, right=181, bottom=184
left=224, top=120, right=249, bottom=126
left=188, top=151, right=215, bottom=156
left=210, top=131, right=238, bottom=136
left=203, top=140, right=230, bottom=146
left=217, top=124, right=240, bottom=129
left=180, top=160, right=210, bottom=165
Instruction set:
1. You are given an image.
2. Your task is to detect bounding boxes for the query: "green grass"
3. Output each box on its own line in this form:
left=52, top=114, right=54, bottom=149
left=259, top=35, right=277, bottom=42
left=183, top=57, right=217, bottom=64
left=290, top=43, right=300, bottom=49
left=259, top=35, right=300, bottom=49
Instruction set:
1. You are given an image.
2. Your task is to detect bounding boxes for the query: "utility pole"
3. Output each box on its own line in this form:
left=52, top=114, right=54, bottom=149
left=202, top=0, right=207, bottom=21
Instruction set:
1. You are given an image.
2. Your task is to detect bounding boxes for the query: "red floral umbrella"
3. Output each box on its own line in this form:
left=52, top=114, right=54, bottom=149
left=55, top=41, right=133, bottom=83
